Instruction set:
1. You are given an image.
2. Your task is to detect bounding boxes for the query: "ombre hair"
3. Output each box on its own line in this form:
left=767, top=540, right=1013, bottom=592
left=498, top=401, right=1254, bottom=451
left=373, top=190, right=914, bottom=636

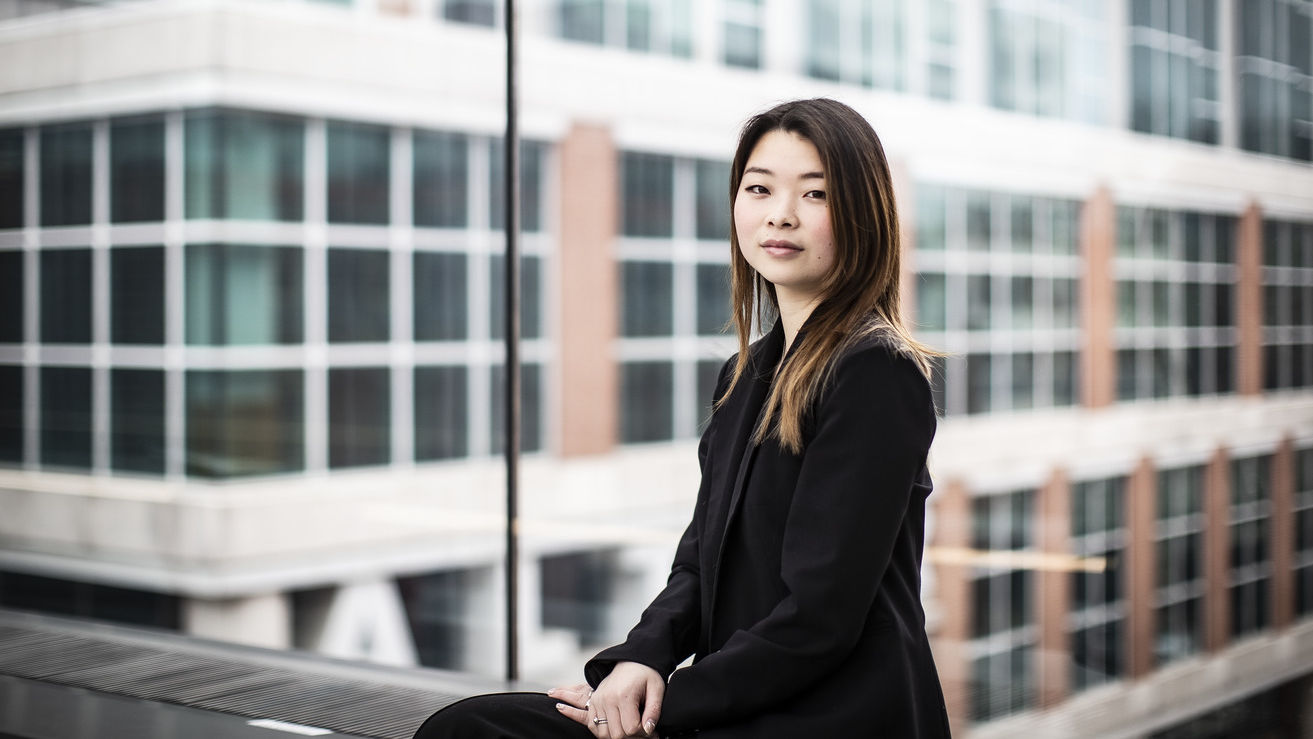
left=722, top=98, right=940, bottom=453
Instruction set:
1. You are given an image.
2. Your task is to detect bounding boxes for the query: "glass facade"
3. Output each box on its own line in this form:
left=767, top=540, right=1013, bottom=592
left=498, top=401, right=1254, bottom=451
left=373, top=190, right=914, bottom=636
left=110, top=115, right=165, bottom=224
left=110, top=246, right=165, bottom=345
left=1230, top=454, right=1273, bottom=638
left=186, top=244, right=304, bottom=346
left=39, top=121, right=92, bottom=227
left=1116, top=207, right=1237, bottom=400
left=1128, top=0, right=1221, bottom=144
left=618, top=151, right=732, bottom=444
left=186, top=369, right=305, bottom=478
left=805, top=0, right=907, bottom=90
left=1069, top=475, right=1126, bottom=691
left=969, top=489, right=1037, bottom=722
left=557, top=0, right=693, bottom=57
left=988, top=0, right=1109, bottom=123
left=327, top=121, right=391, bottom=225
left=1298, top=447, right=1313, bottom=616
left=0, top=127, right=21, bottom=229
left=186, top=109, right=304, bottom=221
left=40, top=248, right=92, bottom=344
left=1155, top=464, right=1206, bottom=665
left=1262, top=220, right=1313, bottom=390
left=1236, top=0, right=1313, bottom=160
left=915, top=185, right=1081, bottom=416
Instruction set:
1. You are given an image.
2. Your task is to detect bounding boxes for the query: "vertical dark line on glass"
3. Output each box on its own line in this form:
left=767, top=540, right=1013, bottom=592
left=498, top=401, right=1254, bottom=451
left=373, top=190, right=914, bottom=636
left=504, top=0, right=521, bottom=684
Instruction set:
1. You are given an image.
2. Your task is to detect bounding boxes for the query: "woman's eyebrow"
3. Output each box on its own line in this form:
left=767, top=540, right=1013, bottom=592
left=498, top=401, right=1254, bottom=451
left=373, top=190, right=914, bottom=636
left=743, top=166, right=825, bottom=180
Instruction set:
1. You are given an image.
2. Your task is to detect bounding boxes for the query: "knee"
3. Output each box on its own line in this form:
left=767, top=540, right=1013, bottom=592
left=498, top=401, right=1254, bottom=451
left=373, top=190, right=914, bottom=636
left=412, top=695, right=493, bottom=739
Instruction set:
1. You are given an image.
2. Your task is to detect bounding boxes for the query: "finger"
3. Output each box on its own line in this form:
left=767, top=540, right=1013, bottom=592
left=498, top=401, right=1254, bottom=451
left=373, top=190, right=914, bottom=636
left=554, top=702, right=590, bottom=727
left=617, top=697, right=643, bottom=738
left=548, top=684, right=591, bottom=709
left=640, top=677, right=663, bottom=736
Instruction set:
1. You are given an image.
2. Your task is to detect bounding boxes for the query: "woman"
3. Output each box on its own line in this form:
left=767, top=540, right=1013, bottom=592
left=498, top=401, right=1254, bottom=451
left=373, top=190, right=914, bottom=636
left=414, top=98, right=950, bottom=739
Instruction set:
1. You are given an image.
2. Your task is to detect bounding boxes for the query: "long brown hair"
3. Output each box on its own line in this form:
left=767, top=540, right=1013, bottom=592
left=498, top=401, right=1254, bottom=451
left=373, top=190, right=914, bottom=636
left=722, top=98, right=939, bottom=453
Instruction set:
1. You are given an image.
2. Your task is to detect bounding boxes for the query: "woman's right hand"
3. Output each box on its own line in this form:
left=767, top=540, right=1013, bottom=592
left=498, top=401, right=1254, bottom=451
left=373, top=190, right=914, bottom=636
left=555, top=661, right=664, bottom=738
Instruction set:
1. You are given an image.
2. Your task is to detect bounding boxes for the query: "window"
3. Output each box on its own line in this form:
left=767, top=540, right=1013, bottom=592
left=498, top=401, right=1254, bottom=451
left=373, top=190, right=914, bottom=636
left=110, top=115, right=165, bottom=223
left=185, top=109, right=304, bottom=221
left=490, top=363, right=543, bottom=454
left=914, top=185, right=1081, bottom=416
left=0, top=570, right=180, bottom=631
left=694, top=159, right=730, bottom=241
left=1296, top=447, right=1313, bottom=616
left=989, top=0, right=1110, bottom=123
left=40, top=248, right=92, bottom=344
left=328, top=367, right=390, bottom=469
left=415, top=365, right=468, bottom=461
left=489, top=255, right=542, bottom=340
left=413, top=130, right=468, bottom=228
left=1230, top=454, right=1272, bottom=638
left=40, top=122, right=93, bottom=227
left=1155, top=464, right=1206, bottom=664
left=1261, top=220, right=1313, bottom=391
left=1128, top=0, right=1221, bottom=144
left=111, top=246, right=165, bottom=345
left=623, top=152, right=674, bottom=238
left=327, top=121, right=390, bottom=225
left=328, top=248, right=390, bottom=343
left=1116, top=207, right=1237, bottom=400
left=557, top=0, right=693, bottom=58
left=0, top=365, right=22, bottom=465
left=111, top=368, right=165, bottom=474
left=413, top=251, right=468, bottom=341
left=442, top=0, right=496, bottom=26
left=621, top=361, right=674, bottom=443
left=1236, top=0, right=1313, bottom=160
left=969, top=489, right=1037, bottom=722
left=925, top=0, right=957, bottom=99
left=622, top=262, right=674, bottom=337
left=40, top=366, right=92, bottom=470
left=186, top=244, right=303, bottom=345
left=0, top=128, right=23, bottom=229
left=1069, top=476, right=1127, bottom=691
left=186, top=370, right=304, bottom=478
left=723, top=0, right=763, bottom=68
left=0, top=250, right=21, bottom=343
left=805, top=0, right=907, bottom=90
left=490, top=139, right=546, bottom=232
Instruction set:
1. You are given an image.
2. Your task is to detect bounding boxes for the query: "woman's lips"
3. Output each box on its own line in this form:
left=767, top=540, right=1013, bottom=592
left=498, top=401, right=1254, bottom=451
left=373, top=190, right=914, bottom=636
left=761, top=240, right=802, bottom=257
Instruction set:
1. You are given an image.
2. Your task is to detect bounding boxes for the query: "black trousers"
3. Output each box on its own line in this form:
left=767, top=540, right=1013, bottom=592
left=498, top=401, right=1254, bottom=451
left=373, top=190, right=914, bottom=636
left=412, top=692, right=595, bottom=739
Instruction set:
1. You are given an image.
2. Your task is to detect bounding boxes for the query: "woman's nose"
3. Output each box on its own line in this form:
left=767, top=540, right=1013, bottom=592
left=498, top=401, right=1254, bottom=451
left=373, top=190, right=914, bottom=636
left=767, top=207, right=796, bottom=228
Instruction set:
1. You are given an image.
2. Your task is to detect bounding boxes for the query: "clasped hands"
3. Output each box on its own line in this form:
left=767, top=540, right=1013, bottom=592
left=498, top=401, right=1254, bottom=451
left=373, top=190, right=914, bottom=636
left=549, top=661, right=664, bottom=739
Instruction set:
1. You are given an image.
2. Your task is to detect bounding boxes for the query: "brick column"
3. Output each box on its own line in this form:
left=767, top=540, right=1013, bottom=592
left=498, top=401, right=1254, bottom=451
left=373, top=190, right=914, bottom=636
left=1126, top=456, right=1157, bottom=678
left=1037, top=468, right=1071, bottom=707
left=1205, top=447, right=1232, bottom=652
left=930, top=477, right=972, bottom=736
left=1081, top=186, right=1116, bottom=408
left=557, top=124, right=619, bottom=457
left=1273, top=436, right=1296, bottom=630
left=1236, top=203, right=1264, bottom=396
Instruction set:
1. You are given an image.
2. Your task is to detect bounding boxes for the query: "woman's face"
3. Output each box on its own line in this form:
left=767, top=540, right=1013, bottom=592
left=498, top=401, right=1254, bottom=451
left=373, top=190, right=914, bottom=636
left=734, top=129, right=836, bottom=308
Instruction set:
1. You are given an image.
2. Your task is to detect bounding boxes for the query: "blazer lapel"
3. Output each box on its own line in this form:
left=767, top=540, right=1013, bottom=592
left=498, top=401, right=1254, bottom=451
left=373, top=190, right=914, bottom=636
left=703, top=321, right=784, bottom=634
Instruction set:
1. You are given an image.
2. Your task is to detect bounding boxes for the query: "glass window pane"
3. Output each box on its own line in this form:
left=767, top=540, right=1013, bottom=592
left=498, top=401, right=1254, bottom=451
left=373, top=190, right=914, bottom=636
left=490, top=362, right=542, bottom=454
left=1010, top=276, right=1033, bottom=329
left=0, top=128, right=24, bottom=229
left=1010, top=198, right=1033, bottom=252
left=490, top=255, right=541, bottom=340
left=40, top=248, right=92, bottom=344
left=1011, top=352, right=1034, bottom=409
left=413, top=251, right=468, bottom=341
left=111, top=246, right=165, bottom=345
left=328, top=367, right=390, bottom=468
left=185, top=109, right=304, bottom=221
left=695, top=159, right=731, bottom=240
left=327, top=121, right=390, bottom=225
left=40, top=122, right=92, bottom=227
left=413, top=130, right=468, bottom=228
left=621, top=361, right=673, bottom=443
left=111, top=368, right=164, bottom=474
left=186, top=369, right=304, bottom=478
left=806, top=0, right=841, bottom=81
left=0, top=365, right=23, bottom=464
left=490, top=139, right=544, bottom=232
left=443, top=0, right=495, bottom=25
left=110, top=115, right=165, bottom=224
left=916, top=185, right=946, bottom=251
left=1053, top=277, right=1077, bottom=328
left=696, top=263, right=730, bottom=335
left=1053, top=351, right=1076, bottom=406
left=0, top=251, right=22, bottom=343
left=967, top=192, right=991, bottom=251
left=185, top=244, right=303, bottom=345
left=917, top=272, right=947, bottom=331
left=41, top=366, right=92, bottom=469
left=622, top=152, right=673, bottom=237
left=328, top=248, right=390, bottom=343
left=724, top=20, right=761, bottom=68
left=414, top=365, right=468, bottom=460
left=967, top=274, right=991, bottom=330
left=622, top=261, right=674, bottom=336
left=967, top=353, right=991, bottom=414
left=560, top=0, right=604, bottom=44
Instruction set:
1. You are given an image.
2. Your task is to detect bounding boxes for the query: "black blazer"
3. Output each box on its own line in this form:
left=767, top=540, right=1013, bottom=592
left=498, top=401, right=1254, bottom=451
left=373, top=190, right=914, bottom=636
left=586, top=320, right=951, bottom=738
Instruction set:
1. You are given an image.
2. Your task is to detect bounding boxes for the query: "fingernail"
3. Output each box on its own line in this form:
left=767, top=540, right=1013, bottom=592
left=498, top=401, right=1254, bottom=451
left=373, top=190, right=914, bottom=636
left=555, top=703, right=566, bottom=711
left=645, top=719, right=656, bottom=735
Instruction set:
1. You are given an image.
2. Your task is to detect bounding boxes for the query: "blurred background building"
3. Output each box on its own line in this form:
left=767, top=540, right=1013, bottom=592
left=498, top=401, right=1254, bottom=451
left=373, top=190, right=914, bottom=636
left=0, top=0, right=1312, bottom=735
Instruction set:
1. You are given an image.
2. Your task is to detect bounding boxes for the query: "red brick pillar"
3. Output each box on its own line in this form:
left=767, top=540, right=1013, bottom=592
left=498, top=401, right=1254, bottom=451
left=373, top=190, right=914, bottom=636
left=1273, top=437, right=1296, bottom=630
left=557, top=124, right=620, bottom=457
left=1037, top=468, right=1071, bottom=706
left=1081, top=186, right=1116, bottom=408
left=930, top=477, right=972, bottom=736
left=1237, top=204, right=1264, bottom=396
left=1205, top=448, right=1232, bottom=652
left=1126, top=456, right=1157, bottom=678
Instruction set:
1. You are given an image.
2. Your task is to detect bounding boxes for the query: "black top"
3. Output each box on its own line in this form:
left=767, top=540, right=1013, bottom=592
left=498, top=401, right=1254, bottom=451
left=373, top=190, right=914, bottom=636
left=586, top=319, right=952, bottom=738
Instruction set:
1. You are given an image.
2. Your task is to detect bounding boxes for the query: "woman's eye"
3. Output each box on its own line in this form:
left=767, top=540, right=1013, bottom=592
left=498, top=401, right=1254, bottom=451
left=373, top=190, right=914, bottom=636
left=805, top=190, right=827, bottom=200
left=744, top=184, right=768, bottom=195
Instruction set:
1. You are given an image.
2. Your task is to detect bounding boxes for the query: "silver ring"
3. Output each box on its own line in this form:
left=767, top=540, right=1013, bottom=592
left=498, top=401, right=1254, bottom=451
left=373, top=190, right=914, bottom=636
left=592, top=717, right=607, bottom=725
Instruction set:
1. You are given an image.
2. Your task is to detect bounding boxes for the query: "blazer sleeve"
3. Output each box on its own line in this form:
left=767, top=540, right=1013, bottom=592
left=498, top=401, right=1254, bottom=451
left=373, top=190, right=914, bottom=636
left=583, top=358, right=734, bottom=686
left=657, top=344, right=936, bottom=729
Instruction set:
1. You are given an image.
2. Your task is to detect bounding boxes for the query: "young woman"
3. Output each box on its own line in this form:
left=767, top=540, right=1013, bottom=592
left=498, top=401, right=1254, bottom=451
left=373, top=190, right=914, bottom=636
left=414, top=98, right=951, bottom=739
